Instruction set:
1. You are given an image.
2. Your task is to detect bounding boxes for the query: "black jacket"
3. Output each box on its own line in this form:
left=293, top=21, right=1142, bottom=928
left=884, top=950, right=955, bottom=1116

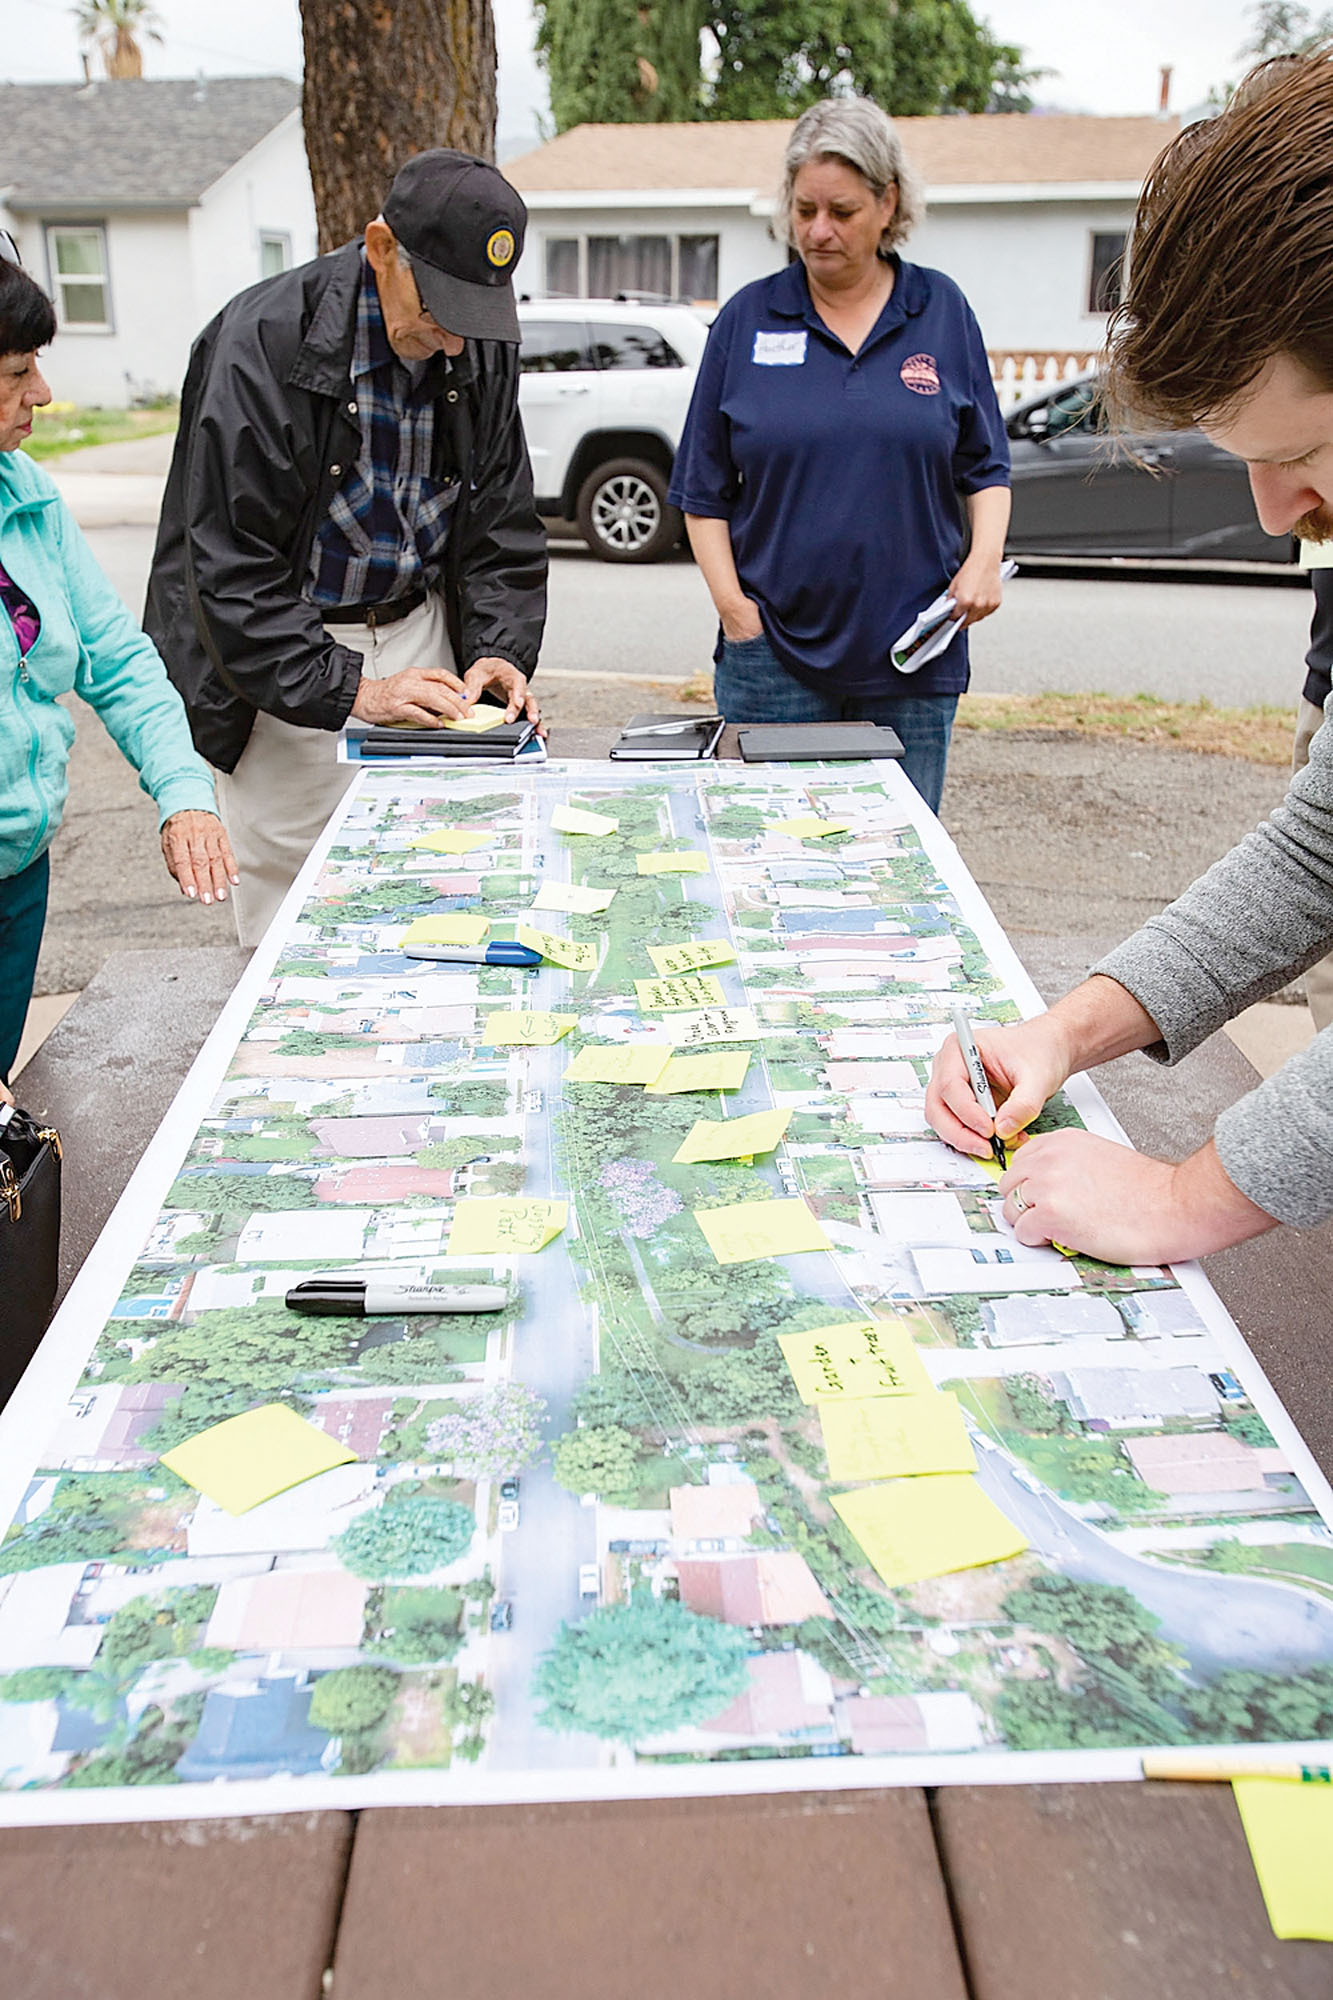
left=145, top=242, right=546, bottom=772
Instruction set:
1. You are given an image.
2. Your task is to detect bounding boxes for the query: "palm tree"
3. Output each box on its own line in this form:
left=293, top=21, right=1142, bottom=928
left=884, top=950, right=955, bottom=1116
left=73, top=0, right=164, bottom=81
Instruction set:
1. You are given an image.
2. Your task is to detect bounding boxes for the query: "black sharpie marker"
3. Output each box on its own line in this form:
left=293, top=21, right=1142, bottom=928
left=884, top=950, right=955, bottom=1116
left=287, top=1280, right=508, bottom=1316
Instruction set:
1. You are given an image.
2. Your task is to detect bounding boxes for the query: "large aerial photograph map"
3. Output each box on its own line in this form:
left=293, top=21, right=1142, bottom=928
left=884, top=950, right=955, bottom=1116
left=1, top=758, right=1330, bottom=1824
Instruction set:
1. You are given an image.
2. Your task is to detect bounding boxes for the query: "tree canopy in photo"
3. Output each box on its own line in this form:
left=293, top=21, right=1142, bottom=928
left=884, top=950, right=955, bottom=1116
left=334, top=1494, right=478, bottom=1580
left=533, top=1595, right=751, bottom=1739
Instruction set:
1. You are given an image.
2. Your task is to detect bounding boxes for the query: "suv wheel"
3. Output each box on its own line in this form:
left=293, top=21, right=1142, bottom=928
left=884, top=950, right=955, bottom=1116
left=576, top=458, right=681, bottom=563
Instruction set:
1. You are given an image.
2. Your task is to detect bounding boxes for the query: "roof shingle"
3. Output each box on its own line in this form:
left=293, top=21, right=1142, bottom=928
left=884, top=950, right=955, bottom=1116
left=0, top=77, right=300, bottom=210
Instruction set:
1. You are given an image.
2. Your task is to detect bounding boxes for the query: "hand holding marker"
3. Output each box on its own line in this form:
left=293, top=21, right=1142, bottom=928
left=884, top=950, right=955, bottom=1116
left=950, top=1006, right=1008, bottom=1171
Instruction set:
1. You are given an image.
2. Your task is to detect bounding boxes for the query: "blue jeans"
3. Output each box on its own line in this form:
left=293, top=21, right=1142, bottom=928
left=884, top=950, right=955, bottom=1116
left=0, top=852, right=50, bottom=1084
left=714, top=632, right=958, bottom=814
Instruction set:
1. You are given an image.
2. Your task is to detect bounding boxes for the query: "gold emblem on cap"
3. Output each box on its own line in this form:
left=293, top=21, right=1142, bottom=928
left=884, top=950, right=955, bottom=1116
left=486, top=228, right=515, bottom=269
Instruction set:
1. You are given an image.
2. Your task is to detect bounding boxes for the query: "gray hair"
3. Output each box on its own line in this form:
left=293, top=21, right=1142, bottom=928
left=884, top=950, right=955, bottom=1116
left=775, top=99, right=925, bottom=258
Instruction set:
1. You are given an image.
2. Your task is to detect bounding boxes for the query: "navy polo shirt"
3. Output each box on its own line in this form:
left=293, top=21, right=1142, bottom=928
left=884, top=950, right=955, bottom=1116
left=668, top=258, right=1010, bottom=696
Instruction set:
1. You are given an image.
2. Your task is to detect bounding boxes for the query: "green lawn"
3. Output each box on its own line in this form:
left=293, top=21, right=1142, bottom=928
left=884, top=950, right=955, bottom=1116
left=23, top=406, right=177, bottom=462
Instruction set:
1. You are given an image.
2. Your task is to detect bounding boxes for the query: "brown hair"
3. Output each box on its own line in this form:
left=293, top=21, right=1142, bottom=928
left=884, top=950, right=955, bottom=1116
left=1106, top=49, right=1333, bottom=430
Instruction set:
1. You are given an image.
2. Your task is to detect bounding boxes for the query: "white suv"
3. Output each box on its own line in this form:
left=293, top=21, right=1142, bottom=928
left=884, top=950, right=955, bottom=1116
left=517, top=299, right=709, bottom=563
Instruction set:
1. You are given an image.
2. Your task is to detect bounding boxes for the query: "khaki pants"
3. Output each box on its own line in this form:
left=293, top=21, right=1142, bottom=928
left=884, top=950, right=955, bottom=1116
left=1293, top=695, right=1333, bottom=1033
left=215, top=596, right=456, bottom=947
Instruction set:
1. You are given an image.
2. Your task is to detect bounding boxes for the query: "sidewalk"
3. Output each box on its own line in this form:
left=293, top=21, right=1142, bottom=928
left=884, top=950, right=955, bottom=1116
left=45, top=428, right=171, bottom=527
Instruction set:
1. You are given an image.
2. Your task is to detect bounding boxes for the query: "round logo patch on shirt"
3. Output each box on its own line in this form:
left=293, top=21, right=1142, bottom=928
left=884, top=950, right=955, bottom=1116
left=486, top=228, right=516, bottom=269
left=900, top=353, right=941, bottom=395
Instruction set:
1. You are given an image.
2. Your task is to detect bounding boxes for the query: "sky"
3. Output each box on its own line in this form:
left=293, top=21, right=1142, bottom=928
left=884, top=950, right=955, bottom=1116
left=5, top=0, right=1271, bottom=138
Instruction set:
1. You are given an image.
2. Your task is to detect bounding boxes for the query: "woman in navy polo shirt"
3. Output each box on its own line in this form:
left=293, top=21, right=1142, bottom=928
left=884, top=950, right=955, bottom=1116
left=669, top=98, right=1011, bottom=812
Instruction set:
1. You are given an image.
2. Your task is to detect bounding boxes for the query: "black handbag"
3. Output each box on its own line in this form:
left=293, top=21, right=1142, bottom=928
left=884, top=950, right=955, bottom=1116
left=0, top=1103, right=62, bottom=1407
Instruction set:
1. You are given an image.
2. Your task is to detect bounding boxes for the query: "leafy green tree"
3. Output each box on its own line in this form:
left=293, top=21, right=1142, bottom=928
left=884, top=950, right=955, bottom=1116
left=0, top=1667, right=78, bottom=1702
left=995, top=1679, right=1130, bottom=1751
left=166, top=1171, right=317, bottom=1213
left=552, top=1424, right=642, bottom=1498
left=334, top=1495, right=478, bottom=1579
left=1224, top=1409, right=1277, bottom=1448
left=308, top=1664, right=400, bottom=1734
left=123, top=1308, right=354, bottom=1398
left=533, top=1597, right=751, bottom=1740
left=416, top=1134, right=519, bottom=1171
left=535, top=0, right=705, bottom=129
left=443, top=1679, right=496, bottom=1728
left=1003, top=1576, right=1185, bottom=1697
left=1184, top=1666, right=1333, bottom=1743
left=1005, top=1373, right=1067, bottom=1434
left=426, top=1081, right=509, bottom=1116
left=98, top=1589, right=216, bottom=1675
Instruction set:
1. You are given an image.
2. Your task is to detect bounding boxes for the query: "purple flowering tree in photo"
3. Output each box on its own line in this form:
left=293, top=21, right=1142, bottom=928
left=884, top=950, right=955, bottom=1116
left=425, top=1382, right=548, bottom=1481
left=599, top=1159, right=682, bottom=1239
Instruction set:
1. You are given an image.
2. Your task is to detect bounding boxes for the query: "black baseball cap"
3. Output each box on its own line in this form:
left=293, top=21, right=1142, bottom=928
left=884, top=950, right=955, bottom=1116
left=383, top=149, right=526, bottom=343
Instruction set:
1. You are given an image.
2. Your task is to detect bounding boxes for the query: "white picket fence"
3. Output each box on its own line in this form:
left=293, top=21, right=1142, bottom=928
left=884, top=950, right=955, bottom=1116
left=987, top=350, right=1100, bottom=411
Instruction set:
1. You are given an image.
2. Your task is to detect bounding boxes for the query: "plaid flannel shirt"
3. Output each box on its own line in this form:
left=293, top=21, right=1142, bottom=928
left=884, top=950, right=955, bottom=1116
left=307, top=254, right=460, bottom=608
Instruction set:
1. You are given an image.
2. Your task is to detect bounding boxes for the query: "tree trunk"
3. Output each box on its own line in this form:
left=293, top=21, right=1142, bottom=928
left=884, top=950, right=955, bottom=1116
left=299, top=0, right=498, bottom=254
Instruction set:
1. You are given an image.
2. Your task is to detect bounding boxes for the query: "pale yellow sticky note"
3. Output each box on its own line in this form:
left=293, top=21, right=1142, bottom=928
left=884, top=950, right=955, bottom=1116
left=441, top=707, right=510, bottom=733
left=695, top=1196, right=830, bottom=1265
left=161, top=1404, right=354, bottom=1517
left=410, top=828, right=494, bottom=855
left=778, top=1322, right=934, bottom=1403
left=646, top=938, right=736, bottom=976
left=552, top=804, right=618, bottom=837
left=674, top=1108, right=792, bottom=1165
left=531, top=881, right=616, bottom=916
left=637, top=851, right=709, bottom=875
left=1233, top=1780, right=1333, bottom=1941
left=515, top=923, right=598, bottom=973
left=481, top=1011, right=578, bottom=1046
left=645, top=1051, right=751, bottom=1095
left=447, top=1197, right=568, bottom=1255
left=564, top=1040, right=672, bottom=1086
left=831, top=1476, right=1028, bottom=1587
left=635, top=974, right=728, bottom=1012
left=819, top=1391, right=977, bottom=1482
left=665, top=1007, right=759, bottom=1047
left=401, top=913, right=490, bottom=948
left=766, top=815, right=851, bottom=839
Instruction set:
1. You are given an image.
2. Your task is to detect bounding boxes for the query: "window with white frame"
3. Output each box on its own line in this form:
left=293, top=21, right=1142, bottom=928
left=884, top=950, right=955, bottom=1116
left=544, top=232, right=719, bottom=304
left=45, top=223, right=111, bottom=330
left=259, top=231, right=292, bottom=280
left=1087, top=231, right=1126, bottom=315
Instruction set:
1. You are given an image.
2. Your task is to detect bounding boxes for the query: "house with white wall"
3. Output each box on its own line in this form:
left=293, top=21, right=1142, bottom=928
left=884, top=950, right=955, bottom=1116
left=0, top=77, right=316, bottom=408
left=506, top=113, right=1181, bottom=402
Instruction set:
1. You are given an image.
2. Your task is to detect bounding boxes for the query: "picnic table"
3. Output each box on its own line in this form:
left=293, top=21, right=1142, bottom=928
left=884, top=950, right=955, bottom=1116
left=4, top=728, right=1331, bottom=2000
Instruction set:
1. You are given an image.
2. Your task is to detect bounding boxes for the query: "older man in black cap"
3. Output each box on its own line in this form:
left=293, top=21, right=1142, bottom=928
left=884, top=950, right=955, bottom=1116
left=147, top=150, right=546, bottom=944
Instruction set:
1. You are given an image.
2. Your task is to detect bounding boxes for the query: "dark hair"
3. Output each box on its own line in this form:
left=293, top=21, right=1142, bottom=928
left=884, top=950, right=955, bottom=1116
left=0, top=259, right=57, bottom=357
left=1106, top=48, right=1333, bottom=429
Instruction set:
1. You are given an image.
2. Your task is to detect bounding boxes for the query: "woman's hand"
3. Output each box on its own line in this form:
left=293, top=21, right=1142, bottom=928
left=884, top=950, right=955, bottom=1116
left=161, top=811, right=240, bottom=906
left=720, top=598, right=764, bottom=643
left=947, top=549, right=1005, bottom=628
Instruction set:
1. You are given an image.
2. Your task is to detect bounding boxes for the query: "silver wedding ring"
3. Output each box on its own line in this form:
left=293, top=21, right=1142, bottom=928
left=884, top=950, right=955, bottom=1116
left=1012, top=1183, right=1031, bottom=1214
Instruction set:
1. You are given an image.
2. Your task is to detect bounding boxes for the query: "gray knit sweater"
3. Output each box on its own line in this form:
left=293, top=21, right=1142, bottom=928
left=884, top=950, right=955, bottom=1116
left=1093, top=700, right=1333, bottom=1228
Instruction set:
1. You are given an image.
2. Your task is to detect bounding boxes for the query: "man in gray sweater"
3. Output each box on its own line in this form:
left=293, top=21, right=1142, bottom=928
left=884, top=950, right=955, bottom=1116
left=928, top=51, right=1333, bottom=1266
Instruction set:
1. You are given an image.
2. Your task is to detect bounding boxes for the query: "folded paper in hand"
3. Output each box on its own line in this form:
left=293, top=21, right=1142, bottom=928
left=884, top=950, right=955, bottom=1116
left=891, top=561, right=1017, bottom=674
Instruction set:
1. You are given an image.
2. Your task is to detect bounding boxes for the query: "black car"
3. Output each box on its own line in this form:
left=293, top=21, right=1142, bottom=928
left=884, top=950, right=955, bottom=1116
left=499, top=1475, right=520, bottom=1502
left=489, top=1598, right=513, bottom=1633
left=1005, top=375, right=1294, bottom=564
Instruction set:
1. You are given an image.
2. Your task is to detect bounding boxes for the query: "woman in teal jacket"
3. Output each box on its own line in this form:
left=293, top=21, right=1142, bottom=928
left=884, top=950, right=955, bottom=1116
left=0, top=252, right=237, bottom=1088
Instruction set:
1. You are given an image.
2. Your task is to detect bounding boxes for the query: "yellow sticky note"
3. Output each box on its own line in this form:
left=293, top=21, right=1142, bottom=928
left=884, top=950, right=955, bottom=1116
left=411, top=828, right=494, bottom=856
left=665, top=1007, right=759, bottom=1047
left=645, top=1051, right=751, bottom=1095
left=441, top=707, right=510, bottom=733
left=674, top=1108, right=792, bottom=1165
left=819, top=1392, right=976, bottom=1482
left=831, top=1476, right=1028, bottom=1587
left=695, top=1196, right=830, bottom=1265
left=401, top=913, right=490, bottom=948
left=531, top=881, right=616, bottom=916
left=778, top=1322, right=934, bottom=1403
left=447, top=1197, right=568, bottom=1255
left=637, top=851, right=709, bottom=875
left=482, top=1011, right=578, bottom=1046
left=635, top=974, right=728, bottom=1013
left=515, top=924, right=598, bottom=973
left=552, top=804, right=618, bottom=837
left=646, top=939, right=736, bottom=976
left=564, top=1041, right=672, bottom=1086
left=161, top=1404, right=354, bottom=1517
left=766, top=815, right=851, bottom=839
left=1233, top=1780, right=1333, bottom=1941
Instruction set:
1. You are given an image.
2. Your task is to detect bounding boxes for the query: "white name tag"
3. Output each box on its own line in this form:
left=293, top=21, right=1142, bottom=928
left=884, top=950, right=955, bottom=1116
left=752, top=330, right=807, bottom=366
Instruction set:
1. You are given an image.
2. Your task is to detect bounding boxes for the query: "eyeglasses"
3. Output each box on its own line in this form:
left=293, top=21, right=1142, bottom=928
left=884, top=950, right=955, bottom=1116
left=0, top=230, right=21, bottom=269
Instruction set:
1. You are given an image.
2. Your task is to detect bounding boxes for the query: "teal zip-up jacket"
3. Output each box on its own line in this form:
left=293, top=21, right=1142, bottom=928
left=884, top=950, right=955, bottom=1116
left=1, top=448, right=216, bottom=882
